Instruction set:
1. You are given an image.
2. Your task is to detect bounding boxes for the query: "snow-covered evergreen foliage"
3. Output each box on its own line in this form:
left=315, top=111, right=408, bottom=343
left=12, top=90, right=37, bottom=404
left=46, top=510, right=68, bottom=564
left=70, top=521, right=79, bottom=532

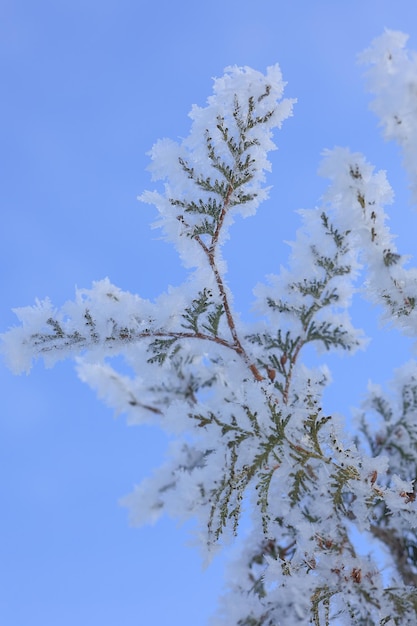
left=3, top=30, right=417, bottom=624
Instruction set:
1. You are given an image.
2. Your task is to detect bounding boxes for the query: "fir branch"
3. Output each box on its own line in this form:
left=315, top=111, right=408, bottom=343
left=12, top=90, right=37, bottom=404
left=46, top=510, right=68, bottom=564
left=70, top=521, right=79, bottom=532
left=147, top=337, right=179, bottom=364
left=305, top=320, right=356, bottom=351
left=329, top=465, right=360, bottom=511
left=202, top=303, right=224, bottom=337
left=181, top=289, right=212, bottom=333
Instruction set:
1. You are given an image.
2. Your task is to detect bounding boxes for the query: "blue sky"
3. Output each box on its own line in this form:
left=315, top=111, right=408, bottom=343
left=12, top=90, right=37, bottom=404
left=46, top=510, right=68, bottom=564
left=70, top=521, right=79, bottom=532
left=2, top=2, right=417, bottom=624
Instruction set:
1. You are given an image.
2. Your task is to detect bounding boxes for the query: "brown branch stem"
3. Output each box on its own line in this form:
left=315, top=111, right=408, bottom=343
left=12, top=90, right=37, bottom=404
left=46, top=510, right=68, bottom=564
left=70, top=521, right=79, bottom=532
left=282, top=338, right=305, bottom=404
left=192, top=180, right=264, bottom=382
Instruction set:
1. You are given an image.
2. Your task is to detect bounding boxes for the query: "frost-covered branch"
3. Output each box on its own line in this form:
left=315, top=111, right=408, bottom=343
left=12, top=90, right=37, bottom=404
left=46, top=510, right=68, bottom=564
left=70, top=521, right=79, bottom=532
left=360, top=29, right=417, bottom=200
left=3, top=38, right=417, bottom=625
left=320, top=147, right=417, bottom=337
